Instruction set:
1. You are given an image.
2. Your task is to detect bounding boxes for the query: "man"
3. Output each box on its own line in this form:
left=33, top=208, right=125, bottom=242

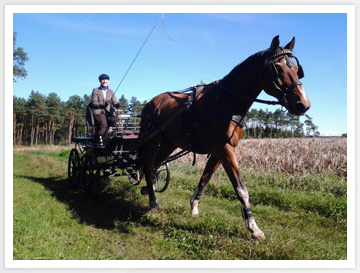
left=91, top=74, right=120, bottom=139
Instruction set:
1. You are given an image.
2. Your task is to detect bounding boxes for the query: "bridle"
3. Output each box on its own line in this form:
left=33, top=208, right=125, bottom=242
left=211, top=49, right=305, bottom=109
left=265, top=49, right=305, bottom=108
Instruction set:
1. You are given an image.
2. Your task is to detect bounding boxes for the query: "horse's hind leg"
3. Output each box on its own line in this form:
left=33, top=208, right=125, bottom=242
left=190, top=154, right=222, bottom=216
left=141, top=141, right=160, bottom=209
left=218, top=144, right=266, bottom=241
left=141, top=140, right=176, bottom=209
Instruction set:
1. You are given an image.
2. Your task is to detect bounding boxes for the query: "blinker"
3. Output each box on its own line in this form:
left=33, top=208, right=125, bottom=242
left=285, top=55, right=293, bottom=68
left=297, top=64, right=304, bottom=79
left=292, top=55, right=304, bottom=79
left=268, top=54, right=304, bottom=79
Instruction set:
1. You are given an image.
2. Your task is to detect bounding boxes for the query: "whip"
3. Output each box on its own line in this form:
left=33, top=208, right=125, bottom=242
left=114, top=14, right=173, bottom=94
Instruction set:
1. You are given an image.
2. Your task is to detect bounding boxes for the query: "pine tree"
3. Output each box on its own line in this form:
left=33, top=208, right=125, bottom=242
left=13, top=96, right=27, bottom=145
left=66, top=95, right=85, bottom=144
left=46, top=93, right=62, bottom=144
left=129, top=96, right=144, bottom=116
left=304, top=114, right=319, bottom=137
left=118, top=94, right=129, bottom=113
left=27, top=91, right=47, bottom=145
left=13, top=32, right=29, bottom=82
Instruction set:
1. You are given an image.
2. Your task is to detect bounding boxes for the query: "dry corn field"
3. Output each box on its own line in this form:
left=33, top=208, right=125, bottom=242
left=174, top=138, right=347, bottom=177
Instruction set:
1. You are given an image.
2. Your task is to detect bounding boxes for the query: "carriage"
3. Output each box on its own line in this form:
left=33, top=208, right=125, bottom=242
left=67, top=105, right=171, bottom=200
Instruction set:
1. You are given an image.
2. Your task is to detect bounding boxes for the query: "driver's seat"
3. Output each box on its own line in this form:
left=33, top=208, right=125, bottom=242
left=86, top=103, right=97, bottom=135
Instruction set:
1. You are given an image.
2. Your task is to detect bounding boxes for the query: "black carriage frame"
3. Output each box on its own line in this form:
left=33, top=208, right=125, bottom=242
left=67, top=105, right=170, bottom=200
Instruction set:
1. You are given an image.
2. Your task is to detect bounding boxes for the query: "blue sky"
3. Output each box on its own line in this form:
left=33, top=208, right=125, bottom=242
left=11, top=7, right=350, bottom=136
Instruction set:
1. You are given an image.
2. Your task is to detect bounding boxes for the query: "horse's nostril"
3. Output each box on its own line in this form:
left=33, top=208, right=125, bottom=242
left=296, top=102, right=306, bottom=114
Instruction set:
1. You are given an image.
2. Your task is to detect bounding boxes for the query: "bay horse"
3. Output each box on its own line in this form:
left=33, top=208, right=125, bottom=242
left=139, top=36, right=311, bottom=241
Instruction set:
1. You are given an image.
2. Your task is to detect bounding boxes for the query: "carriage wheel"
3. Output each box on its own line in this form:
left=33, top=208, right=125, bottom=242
left=154, top=163, right=170, bottom=193
left=68, top=148, right=80, bottom=190
left=127, top=168, right=142, bottom=186
left=84, top=156, right=100, bottom=200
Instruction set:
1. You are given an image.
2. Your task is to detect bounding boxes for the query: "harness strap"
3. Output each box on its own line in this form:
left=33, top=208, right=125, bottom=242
left=283, top=80, right=302, bottom=94
left=271, top=80, right=303, bottom=109
left=232, top=114, right=246, bottom=128
left=181, top=85, right=247, bottom=154
left=214, top=81, right=283, bottom=106
left=199, top=112, right=246, bottom=128
left=186, top=85, right=247, bottom=129
left=270, top=49, right=292, bottom=59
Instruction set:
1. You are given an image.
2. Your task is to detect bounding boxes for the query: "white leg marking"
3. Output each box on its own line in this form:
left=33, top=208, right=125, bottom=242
left=190, top=187, right=200, bottom=216
left=237, top=187, right=266, bottom=241
left=247, top=218, right=266, bottom=241
left=190, top=200, right=199, bottom=217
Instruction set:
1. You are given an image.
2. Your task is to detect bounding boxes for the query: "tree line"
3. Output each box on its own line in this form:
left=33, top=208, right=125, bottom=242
left=13, top=91, right=319, bottom=146
left=244, top=108, right=319, bottom=139
left=13, top=91, right=146, bottom=146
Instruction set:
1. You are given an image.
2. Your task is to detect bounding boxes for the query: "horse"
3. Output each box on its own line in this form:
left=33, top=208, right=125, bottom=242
left=138, top=35, right=311, bottom=241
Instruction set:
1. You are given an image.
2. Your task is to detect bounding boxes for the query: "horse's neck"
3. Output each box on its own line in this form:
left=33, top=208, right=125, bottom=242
left=219, top=51, right=267, bottom=115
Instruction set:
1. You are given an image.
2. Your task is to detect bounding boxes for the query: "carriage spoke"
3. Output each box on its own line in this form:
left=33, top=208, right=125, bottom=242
left=155, top=175, right=164, bottom=191
left=68, top=148, right=80, bottom=190
left=154, top=163, right=170, bottom=193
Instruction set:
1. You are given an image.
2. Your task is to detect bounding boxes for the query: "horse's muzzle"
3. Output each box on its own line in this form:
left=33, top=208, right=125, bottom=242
left=290, top=101, right=311, bottom=116
left=296, top=102, right=309, bottom=115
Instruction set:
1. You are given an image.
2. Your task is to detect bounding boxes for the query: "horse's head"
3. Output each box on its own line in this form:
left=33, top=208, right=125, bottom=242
left=263, top=36, right=311, bottom=116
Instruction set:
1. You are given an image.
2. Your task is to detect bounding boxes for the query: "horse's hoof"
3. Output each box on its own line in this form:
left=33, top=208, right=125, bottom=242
left=252, top=232, right=266, bottom=242
left=191, top=210, right=199, bottom=217
left=140, top=186, right=148, bottom=195
left=149, top=200, right=160, bottom=210
left=190, top=207, right=199, bottom=217
left=190, top=200, right=199, bottom=217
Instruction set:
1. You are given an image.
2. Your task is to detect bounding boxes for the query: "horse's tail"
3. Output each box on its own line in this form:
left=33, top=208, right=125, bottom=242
left=139, top=100, right=156, bottom=136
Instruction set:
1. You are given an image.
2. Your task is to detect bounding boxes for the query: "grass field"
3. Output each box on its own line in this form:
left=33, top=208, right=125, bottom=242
left=12, top=138, right=347, bottom=260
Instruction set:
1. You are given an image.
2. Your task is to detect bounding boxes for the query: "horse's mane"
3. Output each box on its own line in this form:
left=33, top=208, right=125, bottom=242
left=220, top=49, right=269, bottom=85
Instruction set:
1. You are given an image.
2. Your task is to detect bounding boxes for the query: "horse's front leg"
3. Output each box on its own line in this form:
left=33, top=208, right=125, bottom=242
left=190, top=154, right=221, bottom=216
left=218, top=144, right=266, bottom=241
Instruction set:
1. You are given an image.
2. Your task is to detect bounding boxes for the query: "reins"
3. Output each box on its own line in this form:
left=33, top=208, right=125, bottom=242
left=213, top=81, right=283, bottom=106
left=164, top=81, right=282, bottom=106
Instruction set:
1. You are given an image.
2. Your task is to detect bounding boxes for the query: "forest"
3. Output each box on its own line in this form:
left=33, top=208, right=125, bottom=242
left=13, top=91, right=319, bottom=146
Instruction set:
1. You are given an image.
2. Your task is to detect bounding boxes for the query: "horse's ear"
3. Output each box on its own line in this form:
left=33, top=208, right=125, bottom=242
left=285, top=37, right=295, bottom=51
left=270, top=35, right=280, bottom=52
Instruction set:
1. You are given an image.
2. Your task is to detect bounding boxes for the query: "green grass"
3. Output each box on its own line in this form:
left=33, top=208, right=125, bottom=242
left=13, top=149, right=347, bottom=260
